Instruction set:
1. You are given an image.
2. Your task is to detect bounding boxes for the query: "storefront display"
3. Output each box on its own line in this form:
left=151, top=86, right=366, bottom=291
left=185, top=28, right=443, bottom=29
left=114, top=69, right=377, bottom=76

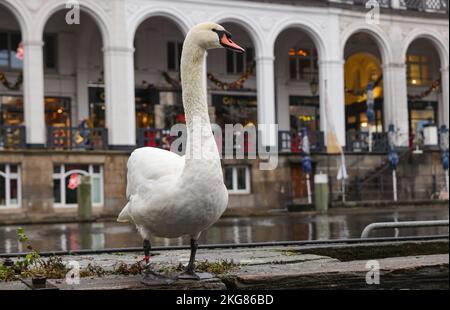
left=212, top=94, right=257, bottom=128
left=0, top=95, right=70, bottom=127
left=289, top=96, right=320, bottom=134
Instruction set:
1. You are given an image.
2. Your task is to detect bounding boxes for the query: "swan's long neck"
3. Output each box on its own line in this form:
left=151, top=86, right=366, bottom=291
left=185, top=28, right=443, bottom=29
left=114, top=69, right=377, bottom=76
left=181, top=40, right=221, bottom=165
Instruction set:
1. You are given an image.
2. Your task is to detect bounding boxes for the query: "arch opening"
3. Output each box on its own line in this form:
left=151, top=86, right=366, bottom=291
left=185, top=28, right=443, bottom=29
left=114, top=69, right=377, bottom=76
left=405, top=37, right=443, bottom=147
left=0, top=3, right=24, bottom=133
left=344, top=33, right=385, bottom=138
left=133, top=16, right=185, bottom=147
left=207, top=22, right=257, bottom=130
left=42, top=9, right=106, bottom=148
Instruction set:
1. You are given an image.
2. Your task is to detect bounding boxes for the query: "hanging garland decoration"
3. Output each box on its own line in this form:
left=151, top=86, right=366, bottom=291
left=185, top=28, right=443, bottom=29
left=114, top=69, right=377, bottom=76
left=0, top=42, right=24, bottom=91
left=162, top=72, right=181, bottom=89
left=207, top=61, right=256, bottom=90
left=345, top=74, right=383, bottom=97
left=0, top=71, right=23, bottom=90
left=407, top=78, right=441, bottom=101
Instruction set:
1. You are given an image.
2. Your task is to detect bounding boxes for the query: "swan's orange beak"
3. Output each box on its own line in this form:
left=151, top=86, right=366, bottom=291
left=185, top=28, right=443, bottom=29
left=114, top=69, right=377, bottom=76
left=220, top=33, right=245, bottom=53
left=214, top=29, right=245, bottom=53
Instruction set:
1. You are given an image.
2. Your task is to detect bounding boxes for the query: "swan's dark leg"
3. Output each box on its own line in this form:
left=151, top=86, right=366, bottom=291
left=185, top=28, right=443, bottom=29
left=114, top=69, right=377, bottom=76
left=143, top=239, right=151, bottom=263
left=178, top=238, right=201, bottom=280
left=141, top=239, right=175, bottom=286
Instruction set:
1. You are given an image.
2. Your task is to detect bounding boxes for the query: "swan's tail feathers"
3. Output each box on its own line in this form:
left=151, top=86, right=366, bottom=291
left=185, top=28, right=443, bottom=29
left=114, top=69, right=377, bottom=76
left=117, top=203, right=132, bottom=223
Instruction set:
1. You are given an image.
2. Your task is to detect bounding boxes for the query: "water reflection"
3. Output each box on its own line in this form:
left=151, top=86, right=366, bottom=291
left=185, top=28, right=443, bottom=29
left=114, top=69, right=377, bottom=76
left=0, top=206, right=448, bottom=254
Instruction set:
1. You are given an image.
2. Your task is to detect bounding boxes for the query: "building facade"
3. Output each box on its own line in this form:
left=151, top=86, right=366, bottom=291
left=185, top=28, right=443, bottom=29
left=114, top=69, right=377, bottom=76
left=0, top=0, right=448, bottom=221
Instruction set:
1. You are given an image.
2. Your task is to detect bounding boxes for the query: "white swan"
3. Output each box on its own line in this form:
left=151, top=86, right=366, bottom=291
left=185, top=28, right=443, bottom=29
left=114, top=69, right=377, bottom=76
left=117, top=22, right=245, bottom=282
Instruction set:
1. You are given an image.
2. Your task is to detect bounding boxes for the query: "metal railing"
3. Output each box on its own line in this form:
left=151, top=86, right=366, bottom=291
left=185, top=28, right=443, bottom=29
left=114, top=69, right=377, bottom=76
left=346, top=131, right=389, bottom=153
left=137, top=128, right=174, bottom=150
left=279, top=130, right=326, bottom=153
left=361, top=220, right=449, bottom=238
left=346, top=0, right=448, bottom=13
left=47, top=127, right=108, bottom=150
left=0, top=126, right=26, bottom=149
left=400, top=0, right=448, bottom=12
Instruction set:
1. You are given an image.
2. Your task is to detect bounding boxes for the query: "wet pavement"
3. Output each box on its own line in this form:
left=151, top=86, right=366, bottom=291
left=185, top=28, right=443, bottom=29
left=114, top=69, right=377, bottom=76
left=0, top=205, right=448, bottom=254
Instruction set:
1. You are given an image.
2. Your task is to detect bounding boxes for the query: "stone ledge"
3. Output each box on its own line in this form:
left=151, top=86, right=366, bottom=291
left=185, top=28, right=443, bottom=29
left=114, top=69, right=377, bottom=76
left=1, top=240, right=448, bottom=290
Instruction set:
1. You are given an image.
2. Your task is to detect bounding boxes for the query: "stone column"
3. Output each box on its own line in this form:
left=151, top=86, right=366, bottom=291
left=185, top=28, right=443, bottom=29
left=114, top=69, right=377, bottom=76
left=319, top=59, right=346, bottom=146
left=441, top=66, right=449, bottom=127
left=103, top=46, right=136, bottom=149
left=383, top=62, right=409, bottom=146
left=22, top=40, right=46, bottom=147
left=256, top=55, right=277, bottom=146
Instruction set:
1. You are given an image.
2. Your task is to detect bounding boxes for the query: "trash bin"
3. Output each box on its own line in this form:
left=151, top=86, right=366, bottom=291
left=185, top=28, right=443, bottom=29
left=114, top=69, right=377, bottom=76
left=77, top=176, right=92, bottom=221
left=314, top=173, right=329, bottom=214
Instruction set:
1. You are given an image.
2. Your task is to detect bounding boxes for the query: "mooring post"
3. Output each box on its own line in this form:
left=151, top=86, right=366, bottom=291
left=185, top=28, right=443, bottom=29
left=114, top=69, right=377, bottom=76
left=77, top=175, right=92, bottom=221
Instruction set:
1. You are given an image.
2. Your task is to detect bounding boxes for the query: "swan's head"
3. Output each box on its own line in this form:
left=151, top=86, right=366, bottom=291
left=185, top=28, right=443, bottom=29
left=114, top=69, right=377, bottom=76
left=186, top=22, right=245, bottom=53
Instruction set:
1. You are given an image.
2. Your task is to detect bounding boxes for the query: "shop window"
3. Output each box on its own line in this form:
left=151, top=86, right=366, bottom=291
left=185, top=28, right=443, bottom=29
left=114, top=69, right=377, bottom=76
left=289, top=96, right=320, bottom=134
left=224, top=166, right=251, bottom=194
left=0, top=164, right=21, bottom=208
left=0, top=95, right=70, bottom=127
left=407, top=55, right=431, bottom=86
left=167, top=41, right=183, bottom=71
left=289, top=47, right=318, bottom=81
left=212, top=95, right=257, bottom=128
left=44, top=33, right=57, bottom=70
left=88, top=87, right=106, bottom=128
left=226, top=47, right=254, bottom=74
left=0, top=31, right=22, bottom=70
left=53, top=164, right=103, bottom=207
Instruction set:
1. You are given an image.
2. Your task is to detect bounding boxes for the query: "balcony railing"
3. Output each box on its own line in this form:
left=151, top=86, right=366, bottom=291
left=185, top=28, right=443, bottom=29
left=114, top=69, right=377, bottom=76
left=346, top=131, right=389, bottom=153
left=400, top=0, right=448, bottom=12
left=279, top=130, right=326, bottom=153
left=47, top=127, right=108, bottom=150
left=0, top=126, right=26, bottom=149
left=343, top=0, right=448, bottom=13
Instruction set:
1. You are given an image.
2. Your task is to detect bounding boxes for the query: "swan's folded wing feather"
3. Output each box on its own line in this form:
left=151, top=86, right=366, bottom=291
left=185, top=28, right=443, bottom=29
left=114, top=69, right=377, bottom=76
left=126, top=147, right=185, bottom=199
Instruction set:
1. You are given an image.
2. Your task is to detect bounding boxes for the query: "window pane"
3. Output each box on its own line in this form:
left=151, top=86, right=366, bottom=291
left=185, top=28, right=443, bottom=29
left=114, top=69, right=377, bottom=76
left=10, top=179, right=18, bottom=205
left=53, top=179, right=61, bottom=204
left=53, top=165, right=62, bottom=174
left=0, top=176, right=5, bottom=206
left=9, top=165, right=18, bottom=173
left=92, top=177, right=101, bottom=204
left=237, top=167, right=247, bottom=190
left=0, top=164, right=5, bottom=173
left=236, top=53, right=244, bottom=74
left=224, top=167, right=233, bottom=190
left=246, top=47, right=254, bottom=66
left=178, top=43, right=183, bottom=69
left=167, top=42, right=175, bottom=70
left=65, top=176, right=78, bottom=204
left=93, top=165, right=100, bottom=173
left=298, top=58, right=310, bottom=80
left=65, top=164, right=88, bottom=173
left=226, top=50, right=234, bottom=73
left=289, top=57, right=296, bottom=79
left=0, top=32, right=9, bottom=67
left=44, top=34, right=57, bottom=70
left=10, top=33, right=22, bottom=69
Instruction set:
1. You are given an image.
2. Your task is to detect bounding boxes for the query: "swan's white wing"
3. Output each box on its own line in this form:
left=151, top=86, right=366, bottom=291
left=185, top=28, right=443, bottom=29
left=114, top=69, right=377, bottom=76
left=126, top=147, right=185, bottom=199
left=118, top=147, right=184, bottom=222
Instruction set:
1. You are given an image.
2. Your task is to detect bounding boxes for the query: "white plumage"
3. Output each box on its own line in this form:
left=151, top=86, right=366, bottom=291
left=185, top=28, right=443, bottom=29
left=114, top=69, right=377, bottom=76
left=117, top=22, right=231, bottom=244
